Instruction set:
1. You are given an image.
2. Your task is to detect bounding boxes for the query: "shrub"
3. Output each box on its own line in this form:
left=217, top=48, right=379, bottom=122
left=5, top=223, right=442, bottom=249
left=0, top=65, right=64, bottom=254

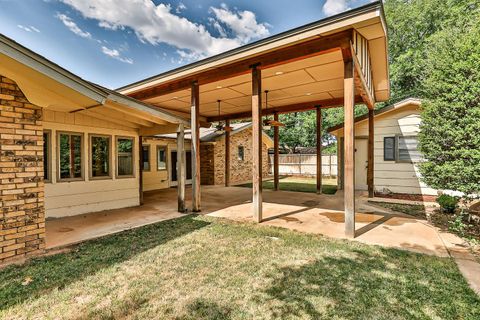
left=437, top=194, right=459, bottom=213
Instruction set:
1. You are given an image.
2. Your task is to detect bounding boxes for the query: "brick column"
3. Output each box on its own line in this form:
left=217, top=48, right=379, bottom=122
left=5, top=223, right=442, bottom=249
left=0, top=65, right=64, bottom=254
left=0, top=75, right=45, bottom=264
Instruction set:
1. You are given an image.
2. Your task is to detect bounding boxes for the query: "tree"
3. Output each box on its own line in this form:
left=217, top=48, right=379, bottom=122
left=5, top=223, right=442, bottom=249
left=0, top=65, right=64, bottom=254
left=418, top=8, right=480, bottom=199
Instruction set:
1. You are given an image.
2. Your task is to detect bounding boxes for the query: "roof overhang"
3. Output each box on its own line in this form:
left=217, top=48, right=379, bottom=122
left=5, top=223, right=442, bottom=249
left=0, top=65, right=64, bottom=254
left=119, top=1, right=389, bottom=121
left=328, top=97, right=422, bottom=135
left=0, top=33, right=189, bottom=134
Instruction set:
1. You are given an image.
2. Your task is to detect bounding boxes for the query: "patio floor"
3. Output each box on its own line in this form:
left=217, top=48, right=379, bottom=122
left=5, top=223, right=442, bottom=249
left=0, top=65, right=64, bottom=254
left=47, top=186, right=454, bottom=256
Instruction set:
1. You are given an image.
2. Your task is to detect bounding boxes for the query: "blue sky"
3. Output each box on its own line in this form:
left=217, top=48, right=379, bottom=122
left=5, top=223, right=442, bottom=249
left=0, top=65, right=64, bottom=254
left=0, top=0, right=373, bottom=89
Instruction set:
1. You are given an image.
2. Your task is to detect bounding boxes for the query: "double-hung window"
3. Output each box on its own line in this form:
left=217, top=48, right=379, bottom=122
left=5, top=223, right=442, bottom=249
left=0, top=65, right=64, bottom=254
left=58, top=132, right=83, bottom=181
left=90, top=135, right=111, bottom=178
left=142, top=145, right=150, bottom=171
left=157, top=146, right=167, bottom=171
left=117, top=137, right=134, bottom=177
left=383, top=135, right=421, bottom=163
left=238, top=146, right=245, bottom=161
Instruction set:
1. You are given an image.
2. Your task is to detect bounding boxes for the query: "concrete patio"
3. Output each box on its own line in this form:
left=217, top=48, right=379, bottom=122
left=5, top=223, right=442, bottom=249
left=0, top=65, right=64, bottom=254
left=47, top=186, right=455, bottom=257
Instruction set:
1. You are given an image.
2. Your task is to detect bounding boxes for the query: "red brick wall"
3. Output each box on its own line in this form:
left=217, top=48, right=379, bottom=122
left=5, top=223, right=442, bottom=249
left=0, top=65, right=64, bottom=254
left=0, top=75, right=45, bottom=264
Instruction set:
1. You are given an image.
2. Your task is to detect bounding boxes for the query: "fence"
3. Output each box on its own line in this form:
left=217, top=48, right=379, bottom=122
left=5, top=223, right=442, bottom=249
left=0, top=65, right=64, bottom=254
left=269, top=154, right=337, bottom=177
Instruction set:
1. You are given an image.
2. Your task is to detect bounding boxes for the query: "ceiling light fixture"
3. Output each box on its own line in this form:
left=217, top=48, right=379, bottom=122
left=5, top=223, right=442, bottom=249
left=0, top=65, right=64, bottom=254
left=216, top=85, right=223, bottom=89
left=275, top=71, right=284, bottom=75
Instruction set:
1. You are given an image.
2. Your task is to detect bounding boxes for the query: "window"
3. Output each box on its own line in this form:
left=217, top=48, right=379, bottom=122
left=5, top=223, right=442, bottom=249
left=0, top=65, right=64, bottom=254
left=58, top=132, right=83, bottom=181
left=43, top=131, right=51, bottom=182
left=238, top=146, right=245, bottom=161
left=117, top=137, right=134, bottom=177
left=157, top=146, right=167, bottom=170
left=397, top=136, right=421, bottom=163
left=90, top=135, right=111, bottom=178
left=142, top=145, right=150, bottom=171
left=383, top=135, right=422, bottom=163
left=383, top=137, right=396, bottom=161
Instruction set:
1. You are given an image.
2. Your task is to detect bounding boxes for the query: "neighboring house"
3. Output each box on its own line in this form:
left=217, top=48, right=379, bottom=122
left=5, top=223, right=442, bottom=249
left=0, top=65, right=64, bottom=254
left=144, top=122, right=273, bottom=189
left=329, top=98, right=437, bottom=200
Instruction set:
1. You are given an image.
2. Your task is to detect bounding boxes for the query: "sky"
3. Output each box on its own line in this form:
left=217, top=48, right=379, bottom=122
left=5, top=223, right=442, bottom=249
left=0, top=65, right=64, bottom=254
left=0, top=0, right=374, bottom=89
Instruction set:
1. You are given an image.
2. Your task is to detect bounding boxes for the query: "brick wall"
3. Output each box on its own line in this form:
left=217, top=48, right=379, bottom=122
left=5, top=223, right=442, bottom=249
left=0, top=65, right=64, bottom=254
left=200, top=143, right=215, bottom=185
left=0, top=75, right=45, bottom=264
left=201, top=128, right=269, bottom=185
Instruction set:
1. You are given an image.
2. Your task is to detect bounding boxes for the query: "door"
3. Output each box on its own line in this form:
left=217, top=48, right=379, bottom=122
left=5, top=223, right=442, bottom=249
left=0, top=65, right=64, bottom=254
left=170, top=150, right=192, bottom=186
left=354, top=138, right=368, bottom=190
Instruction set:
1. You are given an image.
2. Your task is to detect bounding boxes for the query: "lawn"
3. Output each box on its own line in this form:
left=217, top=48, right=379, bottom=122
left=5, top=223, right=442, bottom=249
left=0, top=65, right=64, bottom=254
left=1, top=216, right=479, bottom=320
left=239, top=176, right=337, bottom=195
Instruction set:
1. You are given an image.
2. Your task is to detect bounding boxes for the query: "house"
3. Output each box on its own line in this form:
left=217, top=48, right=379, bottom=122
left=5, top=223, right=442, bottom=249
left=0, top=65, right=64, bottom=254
left=142, top=122, right=273, bottom=189
left=328, top=98, right=437, bottom=201
left=1, top=1, right=390, bottom=264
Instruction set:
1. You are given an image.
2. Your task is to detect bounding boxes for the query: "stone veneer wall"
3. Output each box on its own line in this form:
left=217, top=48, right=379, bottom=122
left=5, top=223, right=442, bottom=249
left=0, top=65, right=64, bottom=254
left=200, top=143, right=215, bottom=185
left=0, top=75, right=45, bottom=264
left=209, top=128, right=269, bottom=185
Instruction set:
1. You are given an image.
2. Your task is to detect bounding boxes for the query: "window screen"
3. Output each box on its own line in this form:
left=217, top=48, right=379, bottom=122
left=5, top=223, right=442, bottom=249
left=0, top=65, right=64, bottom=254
left=398, top=136, right=421, bottom=162
left=91, top=136, right=110, bottom=178
left=384, top=137, right=396, bottom=161
left=157, top=146, right=167, bottom=170
left=43, top=132, right=50, bottom=182
left=59, top=133, right=83, bottom=180
left=117, top=138, right=134, bottom=176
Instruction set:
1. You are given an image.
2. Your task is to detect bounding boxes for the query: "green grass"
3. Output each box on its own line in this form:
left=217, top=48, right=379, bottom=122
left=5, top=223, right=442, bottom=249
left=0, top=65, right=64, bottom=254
left=1, top=216, right=479, bottom=319
left=239, top=176, right=337, bottom=195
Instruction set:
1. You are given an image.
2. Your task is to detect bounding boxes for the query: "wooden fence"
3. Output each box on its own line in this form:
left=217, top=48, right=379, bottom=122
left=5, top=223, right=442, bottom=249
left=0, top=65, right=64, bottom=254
left=269, top=154, right=337, bottom=177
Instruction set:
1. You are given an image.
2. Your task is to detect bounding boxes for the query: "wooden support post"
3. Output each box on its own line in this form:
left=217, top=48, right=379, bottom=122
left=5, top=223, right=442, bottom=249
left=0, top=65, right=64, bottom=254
left=316, top=106, right=322, bottom=194
left=344, top=60, right=356, bottom=238
left=367, top=109, right=375, bottom=198
left=191, top=81, right=201, bottom=212
left=139, top=135, right=144, bottom=205
left=225, top=119, right=231, bottom=187
left=273, top=112, right=279, bottom=191
left=251, top=65, right=263, bottom=222
left=177, top=123, right=186, bottom=212
left=338, top=137, right=344, bottom=190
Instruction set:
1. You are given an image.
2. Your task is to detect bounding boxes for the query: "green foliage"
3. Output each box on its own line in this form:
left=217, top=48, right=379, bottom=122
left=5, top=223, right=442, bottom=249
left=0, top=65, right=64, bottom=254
left=418, top=8, right=480, bottom=197
left=436, top=195, right=459, bottom=214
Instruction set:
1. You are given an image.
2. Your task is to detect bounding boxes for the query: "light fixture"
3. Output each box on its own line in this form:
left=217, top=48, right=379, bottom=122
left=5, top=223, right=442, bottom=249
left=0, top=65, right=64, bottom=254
left=263, top=90, right=285, bottom=129
left=306, top=92, right=312, bottom=96
left=275, top=71, right=284, bottom=75
left=216, top=85, right=223, bottom=89
left=214, top=100, right=232, bottom=134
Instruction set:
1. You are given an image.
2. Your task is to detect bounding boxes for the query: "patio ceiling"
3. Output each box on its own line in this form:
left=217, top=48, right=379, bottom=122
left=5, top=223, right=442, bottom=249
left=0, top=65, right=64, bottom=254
left=119, top=1, right=389, bottom=121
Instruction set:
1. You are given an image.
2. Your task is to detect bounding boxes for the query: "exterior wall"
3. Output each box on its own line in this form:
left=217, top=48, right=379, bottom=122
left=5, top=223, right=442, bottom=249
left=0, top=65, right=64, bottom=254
left=335, top=104, right=437, bottom=196
left=1, top=75, right=45, bottom=263
left=42, top=110, right=141, bottom=218
left=200, top=143, right=215, bottom=185
left=142, top=137, right=191, bottom=191
left=209, top=128, right=270, bottom=185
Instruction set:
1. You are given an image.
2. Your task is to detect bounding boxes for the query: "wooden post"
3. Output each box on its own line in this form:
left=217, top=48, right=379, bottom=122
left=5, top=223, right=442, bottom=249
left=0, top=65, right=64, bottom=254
left=225, top=119, right=231, bottom=187
left=316, top=106, right=322, bottom=194
left=338, top=137, right=344, bottom=190
left=191, top=81, right=201, bottom=212
left=367, top=109, right=375, bottom=198
left=177, top=123, right=186, bottom=212
left=344, top=60, right=356, bottom=238
left=139, top=135, right=144, bottom=205
left=273, top=112, right=279, bottom=191
left=251, top=65, right=263, bottom=222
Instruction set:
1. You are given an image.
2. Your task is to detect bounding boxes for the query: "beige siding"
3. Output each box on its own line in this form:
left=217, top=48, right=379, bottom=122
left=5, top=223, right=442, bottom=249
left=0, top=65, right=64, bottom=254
left=142, top=137, right=191, bottom=191
left=43, top=110, right=141, bottom=218
left=335, top=105, right=436, bottom=196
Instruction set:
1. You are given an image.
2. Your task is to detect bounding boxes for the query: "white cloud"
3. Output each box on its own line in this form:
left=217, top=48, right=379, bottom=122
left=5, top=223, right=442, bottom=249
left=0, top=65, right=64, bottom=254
left=17, top=25, right=40, bottom=33
left=59, top=0, right=270, bottom=59
left=176, top=2, right=186, bottom=14
left=56, top=13, right=91, bottom=38
left=322, top=0, right=351, bottom=16
left=210, top=4, right=270, bottom=43
left=101, top=46, right=133, bottom=64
